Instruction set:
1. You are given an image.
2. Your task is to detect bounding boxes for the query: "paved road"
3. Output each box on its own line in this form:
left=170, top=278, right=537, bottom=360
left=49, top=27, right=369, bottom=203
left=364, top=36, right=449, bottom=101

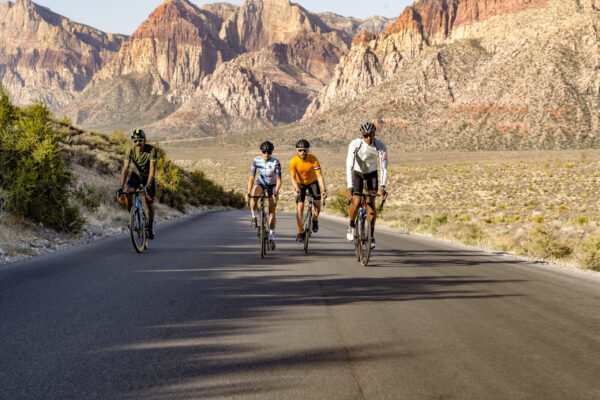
left=1, top=211, right=599, bottom=399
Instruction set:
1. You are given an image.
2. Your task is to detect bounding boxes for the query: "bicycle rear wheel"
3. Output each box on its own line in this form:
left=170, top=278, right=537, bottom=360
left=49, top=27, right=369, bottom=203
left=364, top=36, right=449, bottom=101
left=130, top=206, right=146, bottom=253
left=360, top=214, right=372, bottom=266
left=303, top=206, right=312, bottom=254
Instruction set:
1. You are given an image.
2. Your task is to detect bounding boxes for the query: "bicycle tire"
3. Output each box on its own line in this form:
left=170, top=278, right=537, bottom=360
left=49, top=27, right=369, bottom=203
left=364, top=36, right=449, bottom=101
left=142, top=210, right=149, bottom=250
left=260, top=206, right=266, bottom=258
left=129, top=206, right=146, bottom=253
left=361, top=214, right=372, bottom=266
left=264, top=209, right=270, bottom=255
left=354, top=214, right=361, bottom=261
left=303, top=205, right=312, bottom=254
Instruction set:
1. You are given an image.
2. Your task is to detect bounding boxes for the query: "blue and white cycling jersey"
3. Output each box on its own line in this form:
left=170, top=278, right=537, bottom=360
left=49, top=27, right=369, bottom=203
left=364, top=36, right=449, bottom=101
left=250, top=156, right=282, bottom=187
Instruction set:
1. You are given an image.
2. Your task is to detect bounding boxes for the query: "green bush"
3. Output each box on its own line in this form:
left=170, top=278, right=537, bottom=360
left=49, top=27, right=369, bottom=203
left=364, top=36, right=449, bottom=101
left=153, top=145, right=244, bottom=212
left=73, top=183, right=103, bottom=211
left=330, top=188, right=350, bottom=217
left=452, top=222, right=485, bottom=245
left=0, top=88, right=83, bottom=232
left=577, top=237, right=600, bottom=271
left=527, top=229, right=572, bottom=259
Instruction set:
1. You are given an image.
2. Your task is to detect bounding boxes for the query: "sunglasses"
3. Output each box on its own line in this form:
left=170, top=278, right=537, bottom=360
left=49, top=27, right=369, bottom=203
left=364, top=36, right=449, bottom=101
left=297, top=149, right=308, bottom=153
left=262, top=150, right=272, bottom=154
left=133, top=139, right=144, bottom=144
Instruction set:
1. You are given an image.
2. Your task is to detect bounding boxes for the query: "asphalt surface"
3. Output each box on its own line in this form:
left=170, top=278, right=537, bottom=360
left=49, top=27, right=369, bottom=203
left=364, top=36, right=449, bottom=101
left=1, top=211, right=599, bottom=400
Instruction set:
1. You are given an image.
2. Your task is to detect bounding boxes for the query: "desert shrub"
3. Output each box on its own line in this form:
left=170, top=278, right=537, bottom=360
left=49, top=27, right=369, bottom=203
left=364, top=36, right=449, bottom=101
left=59, top=115, right=72, bottom=126
left=432, top=212, right=448, bottom=227
left=154, top=146, right=244, bottom=211
left=526, top=229, right=572, bottom=259
left=330, top=188, right=350, bottom=217
left=0, top=92, right=83, bottom=232
left=73, top=183, right=103, bottom=211
left=451, top=222, right=485, bottom=245
left=155, top=157, right=187, bottom=211
left=577, top=237, right=600, bottom=271
left=110, top=129, right=129, bottom=155
left=187, top=170, right=244, bottom=208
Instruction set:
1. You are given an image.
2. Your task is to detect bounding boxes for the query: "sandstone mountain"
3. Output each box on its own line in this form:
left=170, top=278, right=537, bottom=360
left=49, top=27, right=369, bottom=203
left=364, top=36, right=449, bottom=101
left=62, top=0, right=368, bottom=137
left=0, top=0, right=126, bottom=110
left=317, top=13, right=393, bottom=38
left=295, top=0, right=600, bottom=151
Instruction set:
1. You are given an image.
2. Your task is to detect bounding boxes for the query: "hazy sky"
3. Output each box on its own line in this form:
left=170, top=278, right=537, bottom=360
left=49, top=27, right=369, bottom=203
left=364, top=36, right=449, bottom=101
left=31, top=0, right=414, bottom=35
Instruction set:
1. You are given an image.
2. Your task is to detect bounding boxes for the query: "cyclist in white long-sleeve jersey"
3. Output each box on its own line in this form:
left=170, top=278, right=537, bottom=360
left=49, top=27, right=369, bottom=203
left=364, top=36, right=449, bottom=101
left=345, top=122, right=389, bottom=249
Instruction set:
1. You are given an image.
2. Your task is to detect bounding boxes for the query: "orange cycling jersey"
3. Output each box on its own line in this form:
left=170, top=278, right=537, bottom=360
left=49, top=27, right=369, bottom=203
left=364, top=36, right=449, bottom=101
left=290, top=154, right=322, bottom=185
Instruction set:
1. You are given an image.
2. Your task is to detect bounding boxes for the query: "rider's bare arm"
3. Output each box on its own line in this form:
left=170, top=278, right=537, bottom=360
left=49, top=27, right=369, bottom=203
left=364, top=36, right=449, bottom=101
left=147, top=162, right=155, bottom=186
left=120, top=162, right=129, bottom=188
left=275, top=177, right=282, bottom=197
left=317, top=172, right=327, bottom=200
left=247, top=176, right=255, bottom=196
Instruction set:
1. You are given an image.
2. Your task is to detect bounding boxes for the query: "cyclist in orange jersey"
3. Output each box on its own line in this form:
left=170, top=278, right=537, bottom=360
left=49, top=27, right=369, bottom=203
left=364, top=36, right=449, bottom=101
left=290, top=139, right=328, bottom=242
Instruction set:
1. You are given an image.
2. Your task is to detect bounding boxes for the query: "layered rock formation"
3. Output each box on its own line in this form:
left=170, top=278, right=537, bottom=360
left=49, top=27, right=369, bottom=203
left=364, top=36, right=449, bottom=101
left=318, top=13, right=393, bottom=38
left=63, top=0, right=356, bottom=136
left=0, top=0, right=126, bottom=110
left=218, top=0, right=350, bottom=52
left=298, top=0, right=600, bottom=151
left=95, top=0, right=237, bottom=91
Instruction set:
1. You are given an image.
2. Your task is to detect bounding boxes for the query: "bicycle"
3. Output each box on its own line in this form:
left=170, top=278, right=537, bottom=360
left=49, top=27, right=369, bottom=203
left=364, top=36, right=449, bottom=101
left=300, top=195, right=325, bottom=254
left=351, top=192, right=383, bottom=266
left=249, top=193, right=273, bottom=258
left=118, top=188, right=150, bottom=253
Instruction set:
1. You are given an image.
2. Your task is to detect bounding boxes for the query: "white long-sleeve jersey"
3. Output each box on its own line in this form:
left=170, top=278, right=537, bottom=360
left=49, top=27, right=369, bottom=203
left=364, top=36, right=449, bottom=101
left=346, top=138, right=389, bottom=189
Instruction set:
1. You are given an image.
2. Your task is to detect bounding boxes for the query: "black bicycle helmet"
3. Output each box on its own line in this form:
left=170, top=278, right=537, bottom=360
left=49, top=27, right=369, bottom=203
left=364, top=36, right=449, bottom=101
left=295, top=139, right=310, bottom=149
left=359, top=122, right=376, bottom=136
left=260, top=141, right=274, bottom=152
left=131, top=129, right=146, bottom=140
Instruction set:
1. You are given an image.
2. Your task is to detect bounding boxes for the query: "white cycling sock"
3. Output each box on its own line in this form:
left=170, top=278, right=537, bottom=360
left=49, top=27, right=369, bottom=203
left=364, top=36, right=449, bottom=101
left=251, top=210, right=256, bottom=218
left=269, top=229, right=275, bottom=240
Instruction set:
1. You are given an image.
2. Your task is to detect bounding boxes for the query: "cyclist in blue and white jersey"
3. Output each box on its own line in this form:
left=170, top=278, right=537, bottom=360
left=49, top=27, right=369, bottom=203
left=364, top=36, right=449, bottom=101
left=247, top=141, right=282, bottom=249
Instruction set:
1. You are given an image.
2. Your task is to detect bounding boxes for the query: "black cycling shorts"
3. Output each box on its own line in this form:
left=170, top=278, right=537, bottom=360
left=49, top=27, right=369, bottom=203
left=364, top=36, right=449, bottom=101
left=296, top=180, right=321, bottom=203
left=352, top=170, right=378, bottom=193
left=126, top=174, right=156, bottom=200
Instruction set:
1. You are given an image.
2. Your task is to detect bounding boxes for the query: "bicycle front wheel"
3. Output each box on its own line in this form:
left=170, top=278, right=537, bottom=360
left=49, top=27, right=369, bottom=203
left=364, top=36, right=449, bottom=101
left=360, top=214, right=372, bottom=266
left=142, top=210, right=149, bottom=250
left=260, top=207, right=267, bottom=258
left=303, top=207, right=312, bottom=254
left=354, top=215, right=361, bottom=261
left=130, top=207, right=146, bottom=253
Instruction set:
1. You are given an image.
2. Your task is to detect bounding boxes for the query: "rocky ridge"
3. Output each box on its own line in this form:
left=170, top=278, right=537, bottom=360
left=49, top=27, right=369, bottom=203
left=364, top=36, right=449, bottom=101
left=0, top=0, right=126, bottom=110
left=63, top=0, right=363, bottom=136
left=296, top=0, right=600, bottom=151
left=317, top=13, right=393, bottom=38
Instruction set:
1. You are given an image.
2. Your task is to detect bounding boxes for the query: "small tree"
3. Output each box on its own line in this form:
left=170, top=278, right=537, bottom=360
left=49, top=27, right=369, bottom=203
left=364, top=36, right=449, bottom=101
left=0, top=86, right=18, bottom=186
left=4, top=101, right=83, bottom=232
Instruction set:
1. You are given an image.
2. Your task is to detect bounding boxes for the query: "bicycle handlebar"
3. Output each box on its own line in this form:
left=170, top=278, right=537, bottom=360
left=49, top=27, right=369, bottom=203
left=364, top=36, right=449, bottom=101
left=117, top=187, right=150, bottom=204
left=352, top=193, right=380, bottom=197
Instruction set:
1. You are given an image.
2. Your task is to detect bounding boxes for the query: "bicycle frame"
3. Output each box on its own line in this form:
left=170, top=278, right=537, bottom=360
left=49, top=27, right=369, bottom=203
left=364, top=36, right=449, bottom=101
left=302, top=196, right=314, bottom=253
left=118, top=187, right=150, bottom=253
left=352, top=192, right=379, bottom=266
left=249, top=193, right=272, bottom=258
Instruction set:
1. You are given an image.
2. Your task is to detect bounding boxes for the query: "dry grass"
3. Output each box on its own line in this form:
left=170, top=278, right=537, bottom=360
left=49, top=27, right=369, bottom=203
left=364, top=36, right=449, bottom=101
left=165, top=142, right=600, bottom=271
